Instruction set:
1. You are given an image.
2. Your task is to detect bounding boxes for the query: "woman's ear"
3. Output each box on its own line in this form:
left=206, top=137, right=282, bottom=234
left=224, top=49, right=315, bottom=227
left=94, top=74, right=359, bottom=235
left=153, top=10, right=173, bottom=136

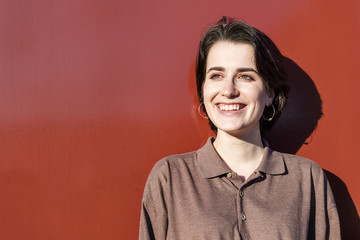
left=266, top=90, right=275, bottom=106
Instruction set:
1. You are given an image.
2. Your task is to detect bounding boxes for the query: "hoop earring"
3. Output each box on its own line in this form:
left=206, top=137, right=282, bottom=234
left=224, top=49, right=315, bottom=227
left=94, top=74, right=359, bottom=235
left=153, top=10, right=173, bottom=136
left=198, top=102, right=208, bottom=119
left=262, top=104, right=276, bottom=121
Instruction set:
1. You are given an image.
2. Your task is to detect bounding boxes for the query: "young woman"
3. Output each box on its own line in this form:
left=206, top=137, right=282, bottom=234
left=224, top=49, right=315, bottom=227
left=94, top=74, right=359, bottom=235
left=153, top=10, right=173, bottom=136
left=139, top=17, right=340, bottom=240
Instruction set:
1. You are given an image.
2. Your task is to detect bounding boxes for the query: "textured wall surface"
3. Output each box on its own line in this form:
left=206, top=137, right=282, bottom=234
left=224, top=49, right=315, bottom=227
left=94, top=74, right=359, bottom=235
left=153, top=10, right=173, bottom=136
left=0, top=0, right=359, bottom=239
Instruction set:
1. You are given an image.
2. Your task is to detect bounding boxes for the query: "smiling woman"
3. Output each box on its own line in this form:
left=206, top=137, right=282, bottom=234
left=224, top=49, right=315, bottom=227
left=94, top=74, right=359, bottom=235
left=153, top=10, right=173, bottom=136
left=204, top=42, right=271, bottom=140
left=139, top=17, right=341, bottom=239
left=203, top=42, right=274, bottom=178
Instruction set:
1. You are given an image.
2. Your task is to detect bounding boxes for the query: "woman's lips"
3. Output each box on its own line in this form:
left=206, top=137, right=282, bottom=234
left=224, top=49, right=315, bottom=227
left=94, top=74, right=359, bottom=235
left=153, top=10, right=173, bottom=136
left=216, top=103, right=246, bottom=112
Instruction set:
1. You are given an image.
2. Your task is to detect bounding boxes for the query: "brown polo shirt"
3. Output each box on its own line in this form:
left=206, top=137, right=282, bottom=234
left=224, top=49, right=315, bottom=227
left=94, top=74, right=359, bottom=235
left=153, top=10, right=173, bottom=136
left=139, top=138, right=340, bottom=239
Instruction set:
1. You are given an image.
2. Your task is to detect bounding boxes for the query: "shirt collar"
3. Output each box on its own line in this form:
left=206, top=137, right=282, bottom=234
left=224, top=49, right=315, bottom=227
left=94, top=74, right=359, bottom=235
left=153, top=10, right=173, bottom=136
left=197, top=137, right=286, bottom=179
left=258, top=147, right=286, bottom=175
left=197, top=137, right=230, bottom=178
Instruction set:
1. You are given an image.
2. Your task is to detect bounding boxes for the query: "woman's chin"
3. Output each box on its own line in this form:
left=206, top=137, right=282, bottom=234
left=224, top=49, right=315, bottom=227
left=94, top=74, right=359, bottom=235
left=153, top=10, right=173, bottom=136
left=216, top=125, right=245, bottom=134
left=216, top=122, right=260, bottom=137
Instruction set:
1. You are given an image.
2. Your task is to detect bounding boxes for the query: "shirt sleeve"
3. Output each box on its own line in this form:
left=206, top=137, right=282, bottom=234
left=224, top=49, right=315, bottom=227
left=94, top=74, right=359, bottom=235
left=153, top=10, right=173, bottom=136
left=328, top=207, right=341, bottom=240
left=139, top=197, right=168, bottom=240
left=312, top=165, right=341, bottom=239
left=139, top=161, right=169, bottom=240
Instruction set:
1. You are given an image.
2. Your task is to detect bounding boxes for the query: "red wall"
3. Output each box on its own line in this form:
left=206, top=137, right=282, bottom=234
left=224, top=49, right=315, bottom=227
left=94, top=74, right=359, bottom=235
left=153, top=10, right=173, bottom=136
left=1, top=0, right=359, bottom=239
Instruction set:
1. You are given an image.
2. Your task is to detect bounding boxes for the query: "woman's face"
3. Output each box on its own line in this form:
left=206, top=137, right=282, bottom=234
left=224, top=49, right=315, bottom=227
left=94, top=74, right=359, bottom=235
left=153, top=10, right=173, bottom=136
left=203, top=41, right=273, bottom=137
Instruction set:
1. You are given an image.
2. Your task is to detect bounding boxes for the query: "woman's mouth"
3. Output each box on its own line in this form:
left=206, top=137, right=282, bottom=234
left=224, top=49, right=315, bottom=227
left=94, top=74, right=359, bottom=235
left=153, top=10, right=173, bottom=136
left=217, top=103, right=246, bottom=112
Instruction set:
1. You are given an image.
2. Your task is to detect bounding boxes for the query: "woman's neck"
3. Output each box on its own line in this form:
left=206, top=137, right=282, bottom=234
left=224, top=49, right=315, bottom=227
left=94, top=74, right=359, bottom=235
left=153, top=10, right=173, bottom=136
left=213, top=129, right=265, bottom=179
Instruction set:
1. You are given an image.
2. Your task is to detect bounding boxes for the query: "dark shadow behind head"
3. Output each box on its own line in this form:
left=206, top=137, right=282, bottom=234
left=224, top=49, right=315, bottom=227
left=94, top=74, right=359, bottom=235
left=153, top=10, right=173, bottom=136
left=263, top=57, right=323, bottom=154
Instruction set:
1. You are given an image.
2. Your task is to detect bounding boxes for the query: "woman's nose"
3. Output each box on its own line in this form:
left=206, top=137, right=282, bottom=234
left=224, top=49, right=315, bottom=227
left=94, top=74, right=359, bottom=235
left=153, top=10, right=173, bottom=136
left=221, top=78, right=239, bottom=98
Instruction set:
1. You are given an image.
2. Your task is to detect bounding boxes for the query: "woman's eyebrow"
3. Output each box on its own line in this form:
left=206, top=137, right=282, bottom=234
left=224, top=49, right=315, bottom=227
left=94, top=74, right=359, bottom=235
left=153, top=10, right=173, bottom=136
left=207, top=66, right=259, bottom=74
left=236, top=68, right=259, bottom=74
left=207, top=66, right=225, bottom=73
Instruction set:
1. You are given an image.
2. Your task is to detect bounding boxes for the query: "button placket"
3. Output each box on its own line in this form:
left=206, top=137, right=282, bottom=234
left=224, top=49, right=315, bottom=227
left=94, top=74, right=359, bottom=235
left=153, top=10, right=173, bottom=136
left=239, top=190, right=244, bottom=197
left=239, top=189, right=245, bottom=222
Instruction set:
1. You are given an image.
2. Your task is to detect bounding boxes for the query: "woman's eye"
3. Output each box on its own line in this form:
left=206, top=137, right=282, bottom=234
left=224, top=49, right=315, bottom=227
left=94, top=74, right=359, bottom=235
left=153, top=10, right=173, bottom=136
left=210, top=74, right=223, bottom=80
left=238, top=74, right=254, bottom=81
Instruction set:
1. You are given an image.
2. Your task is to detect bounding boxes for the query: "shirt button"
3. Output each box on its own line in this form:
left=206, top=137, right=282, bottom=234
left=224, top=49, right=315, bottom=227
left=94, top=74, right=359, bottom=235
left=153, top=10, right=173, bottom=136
left=227, top=172, right=232, bottom=178
left=239, top=190, right=244, bottom=197
left=241, top=214, right=246, bottom=221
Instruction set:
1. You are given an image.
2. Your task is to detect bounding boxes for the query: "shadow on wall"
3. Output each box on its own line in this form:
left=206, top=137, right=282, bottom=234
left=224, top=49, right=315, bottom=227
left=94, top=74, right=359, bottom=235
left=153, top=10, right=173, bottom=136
left=263, top=58, right=360, bottom=239
left=263, top=57, right=323, bottom=154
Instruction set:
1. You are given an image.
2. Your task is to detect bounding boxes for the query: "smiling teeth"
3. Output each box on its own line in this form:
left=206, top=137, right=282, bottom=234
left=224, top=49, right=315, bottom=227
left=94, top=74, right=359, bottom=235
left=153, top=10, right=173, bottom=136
left=219, top=104, right=241, bottom=111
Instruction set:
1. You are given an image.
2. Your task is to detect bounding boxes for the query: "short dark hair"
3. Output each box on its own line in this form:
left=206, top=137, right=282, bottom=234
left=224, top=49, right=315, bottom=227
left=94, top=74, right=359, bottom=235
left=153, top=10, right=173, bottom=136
left=196, top=16, right=288, bottom=132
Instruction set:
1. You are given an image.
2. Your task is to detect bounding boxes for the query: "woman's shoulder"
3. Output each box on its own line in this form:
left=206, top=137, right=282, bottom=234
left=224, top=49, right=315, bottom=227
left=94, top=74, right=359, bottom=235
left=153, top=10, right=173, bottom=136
left=156, top=150, right=198, bottom=167
left=280, top=151, right=320, bottom=165
left=275, top=150, right=325, bottom=176
left=142, top=150, right=201, bottom=202
left=147, top=150, right=199, bottom=179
